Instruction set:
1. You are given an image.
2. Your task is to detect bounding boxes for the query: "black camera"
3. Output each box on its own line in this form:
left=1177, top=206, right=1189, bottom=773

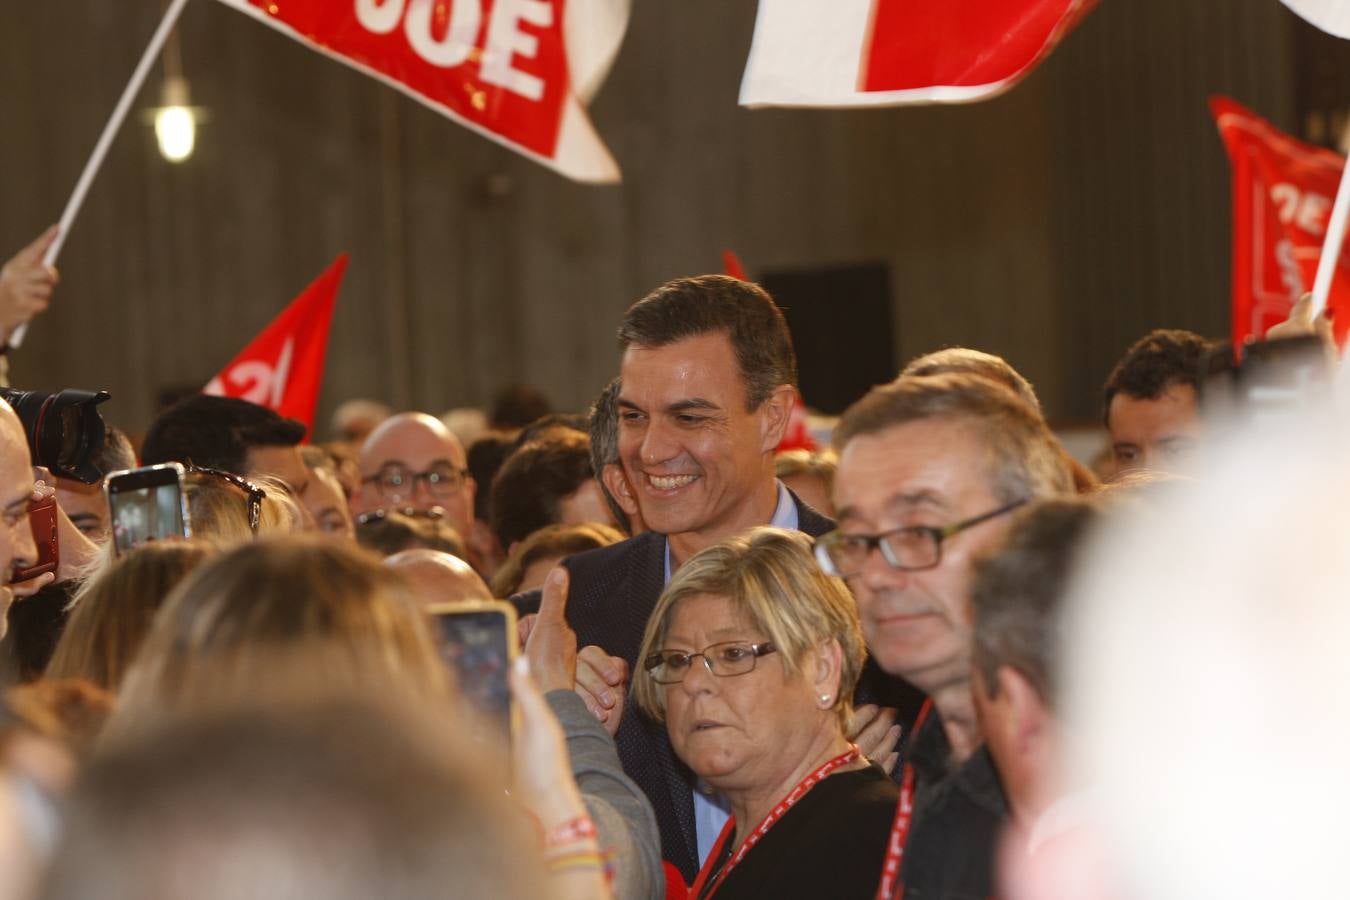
left=0, top=388, right=111, bottom=484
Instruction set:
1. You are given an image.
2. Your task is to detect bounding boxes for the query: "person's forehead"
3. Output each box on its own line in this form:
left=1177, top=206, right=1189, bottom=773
left=835, top=420, right=992, bottom=518
left=362, top=423, right=464, bottom=470
left=0, top=423, right=32, bottom=506
left=1108, top=384, right=1200, bottom=441
left=619, top=333, right=745, bottom=406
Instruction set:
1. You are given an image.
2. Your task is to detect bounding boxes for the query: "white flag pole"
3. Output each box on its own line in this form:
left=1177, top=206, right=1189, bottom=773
left=1309, top=126, right=1350, bottom=319
left=11, top=0, right=192, bottom=348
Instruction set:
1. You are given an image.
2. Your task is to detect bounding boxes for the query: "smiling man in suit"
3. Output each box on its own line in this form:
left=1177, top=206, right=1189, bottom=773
left=514, top=275, right=903, bottom=883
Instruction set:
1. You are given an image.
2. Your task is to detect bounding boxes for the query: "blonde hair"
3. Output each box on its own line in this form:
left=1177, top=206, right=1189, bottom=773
left=48, top=541, right=213, bottom=692
left=184, top=471, right=299, bottom=548
left=110, top=536, right=451, bottom=734
left=634, top=527, right=865, bottom=729
left=774, top=448, right=837, bottom=483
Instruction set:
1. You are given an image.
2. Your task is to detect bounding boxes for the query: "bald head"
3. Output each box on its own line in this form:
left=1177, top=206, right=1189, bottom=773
left=0, top=401, right=37, bottom=634
left=355, top=413, right=476, bottom=537
left=386, top=549, right=492, bottom=607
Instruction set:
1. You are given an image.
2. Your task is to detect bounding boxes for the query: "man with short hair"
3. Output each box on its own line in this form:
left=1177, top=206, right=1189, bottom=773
left=54, top=427, right=136, bottom=543
left=588, top=377, right=644, bottom=536
left=1103, top=328, right=1215, bottom=475
left=901, top=346, right=1042, bottom=410
left=969, top=498, right=1097, bottom=835
left=530, top=275, right=898, bottom=882
left=821, top=372, right=1074, bottom=899
left=141, top=395, right=311, bottom=496
left=490, top=431, right=614, bottom=552
left=385, top=548, right=492, bottom=607
left=354, top=412, right=477, bottom=554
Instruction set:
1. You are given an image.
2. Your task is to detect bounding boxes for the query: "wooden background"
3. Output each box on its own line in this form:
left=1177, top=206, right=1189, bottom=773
left=0, top=0, right=1312, bottom=435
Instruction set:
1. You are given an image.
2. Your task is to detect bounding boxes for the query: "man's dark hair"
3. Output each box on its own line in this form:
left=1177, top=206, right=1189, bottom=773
left=490, top=432, right=596, bottom=549
left=510, top=413, right=588, bottom=452
left=588, top=378, right=629, bottom=534
left=617, top=275, right=798, bottom=410
left=970, top=498, right=1100, bottom=708
left=1103, top=329, right=1215, bottom=426
left=489, top=384, right=552, bottom=431
left=94, top=427, right=137, bottom=480
left=356, top=511, right=466, bottom=560
left=141, top=395, right=305, bottom=474
left=466, top=435, right=513, bottom=522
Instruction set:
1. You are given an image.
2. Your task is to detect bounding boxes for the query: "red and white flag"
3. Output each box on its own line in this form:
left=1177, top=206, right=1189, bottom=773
left=1280, top=0, right=1350, bottom=39
left=1212, top=97, right=1350, bottom=348
left=204, top=254, right=348, bottom=432
left=213, top=0, right=626, bottom=182
left=740, top=0, right=1095, bottom=108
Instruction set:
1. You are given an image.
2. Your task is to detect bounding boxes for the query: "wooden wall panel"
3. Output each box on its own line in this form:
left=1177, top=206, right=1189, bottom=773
left=0, top=0, right=1311, bottom=436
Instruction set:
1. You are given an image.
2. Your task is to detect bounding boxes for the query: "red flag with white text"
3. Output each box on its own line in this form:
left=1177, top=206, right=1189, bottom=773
left=740, top=0, right=1095, bottom=108
left=204, top=254, right=348, bottom=432
left=1211, top=97, right=1350, bottom=349
left=213, top=0, right=625, bottom=182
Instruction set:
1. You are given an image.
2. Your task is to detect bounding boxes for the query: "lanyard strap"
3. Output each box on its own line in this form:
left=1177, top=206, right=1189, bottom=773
left=875, top=699, right=934, bottom=900
left=689, top=744, right=861, bottom=900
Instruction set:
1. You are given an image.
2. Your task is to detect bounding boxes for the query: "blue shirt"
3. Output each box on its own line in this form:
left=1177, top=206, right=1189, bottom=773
left=663, top=481, right=800, bottom=864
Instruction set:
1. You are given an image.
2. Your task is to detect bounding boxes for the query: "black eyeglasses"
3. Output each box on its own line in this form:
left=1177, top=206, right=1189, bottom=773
left=362, top=463, right=469, bottom=503
left=355, top=506, right=446, bottom=527
left=644, top=641, right=777, bottom=685
left=187, top=466, right=266, bottom=533
left=815, top=499, right=1028, bottom=578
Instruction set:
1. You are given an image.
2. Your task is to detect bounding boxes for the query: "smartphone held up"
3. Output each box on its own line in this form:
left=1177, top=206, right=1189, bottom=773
left=105, top=463, right=191, bottom=558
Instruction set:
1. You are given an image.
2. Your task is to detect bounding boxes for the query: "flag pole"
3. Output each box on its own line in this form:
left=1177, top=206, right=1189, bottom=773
left=1310, top=122, right=1350, bottom=319
left=11, top=0, right=193, bottom=348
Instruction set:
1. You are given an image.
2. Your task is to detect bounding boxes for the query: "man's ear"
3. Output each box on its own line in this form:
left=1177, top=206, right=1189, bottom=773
left=997, top=666, right=1050, bottom=754
left=603, top=464, right=641, bottom=518
left=758, top=385, right=797, bottom=453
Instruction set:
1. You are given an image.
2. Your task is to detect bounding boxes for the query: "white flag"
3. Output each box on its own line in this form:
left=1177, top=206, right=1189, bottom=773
left=1281, top=0, right=1350, bottom=39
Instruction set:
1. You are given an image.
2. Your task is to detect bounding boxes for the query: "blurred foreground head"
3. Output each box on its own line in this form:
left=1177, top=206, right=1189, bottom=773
left=44, top=695, right=545, bottom=900
left=1058, top=407, right=1350, bottom=899
left=110, top=536, right=449, bottom=733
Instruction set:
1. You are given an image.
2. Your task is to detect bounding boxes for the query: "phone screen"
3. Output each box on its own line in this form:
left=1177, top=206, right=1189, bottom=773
left=432, top=606, right=515, bottom=740
left=107, top=465, right=188, bottom=557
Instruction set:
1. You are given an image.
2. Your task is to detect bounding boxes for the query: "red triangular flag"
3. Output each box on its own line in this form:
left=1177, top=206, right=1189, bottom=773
left=1211, top=98, right=1350, bottom=348
left=204, top=254, right=348, bottom=432
left=722, top=250, right=749, bottom=281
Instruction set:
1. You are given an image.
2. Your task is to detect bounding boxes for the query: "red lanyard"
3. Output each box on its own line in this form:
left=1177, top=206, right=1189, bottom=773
left=689, top=744, right=861, bottom=900
left=875, top=699, right=934, bottom=900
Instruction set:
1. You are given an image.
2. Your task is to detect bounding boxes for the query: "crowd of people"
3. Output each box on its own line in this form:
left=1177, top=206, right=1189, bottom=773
left=0, top=226, right=1338, bottom=900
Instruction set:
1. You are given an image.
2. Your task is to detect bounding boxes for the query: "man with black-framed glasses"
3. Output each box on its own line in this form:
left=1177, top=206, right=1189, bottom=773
left=827, top=371, right=1074, bottom=900
left=353, top=412, right=479, bottom=568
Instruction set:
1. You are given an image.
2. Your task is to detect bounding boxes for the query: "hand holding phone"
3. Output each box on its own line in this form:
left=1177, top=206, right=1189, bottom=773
left=10, top=495, right=58, bottom=584
left=430, top=601, right=519, bottom=743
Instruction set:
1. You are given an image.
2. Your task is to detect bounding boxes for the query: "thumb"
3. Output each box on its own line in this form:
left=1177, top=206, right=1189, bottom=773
left=537, top=565, right=569, bottom=625
left=23, top=226, right=59, bottom=265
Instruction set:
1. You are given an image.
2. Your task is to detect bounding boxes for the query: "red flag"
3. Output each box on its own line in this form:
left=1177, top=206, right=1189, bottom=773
left=740, top=0, right=1094, bottom=107
left=722, top=250, right=748, bottom=281
left=214, top=0, right=623, bottom=183
left=204, top=254, right=348, bottom=432
left=1211, top=97, right=1350, bottom=349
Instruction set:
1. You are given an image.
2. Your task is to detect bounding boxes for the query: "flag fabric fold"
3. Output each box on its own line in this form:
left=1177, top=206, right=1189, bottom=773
left=1211, top=97, right=1350, bottom=349
left=204, top=254, right=349, bottom=432
left=740, top=0, right=1095, bottom=108
left=212, top=0, right=625, bottom=183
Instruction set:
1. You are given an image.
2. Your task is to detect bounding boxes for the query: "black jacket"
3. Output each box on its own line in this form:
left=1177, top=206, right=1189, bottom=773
left=514, top=493, right=835, bottom=882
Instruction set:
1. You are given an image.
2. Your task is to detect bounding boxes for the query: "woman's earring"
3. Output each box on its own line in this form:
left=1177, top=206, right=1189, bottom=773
left=819, top=694, right=832, bottom=705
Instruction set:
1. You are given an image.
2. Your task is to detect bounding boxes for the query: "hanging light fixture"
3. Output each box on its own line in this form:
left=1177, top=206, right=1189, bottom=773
left=154, top=75, right=196, bottom=163
left=146, top=2, right=203, bottom=164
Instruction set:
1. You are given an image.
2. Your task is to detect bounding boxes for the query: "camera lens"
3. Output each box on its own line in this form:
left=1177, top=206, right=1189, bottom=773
left=0, top=387, right=111, bottom=484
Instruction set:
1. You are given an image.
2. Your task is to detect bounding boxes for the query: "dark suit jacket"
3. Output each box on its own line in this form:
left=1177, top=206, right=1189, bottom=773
left=511, top=494, right=924, bottom=883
